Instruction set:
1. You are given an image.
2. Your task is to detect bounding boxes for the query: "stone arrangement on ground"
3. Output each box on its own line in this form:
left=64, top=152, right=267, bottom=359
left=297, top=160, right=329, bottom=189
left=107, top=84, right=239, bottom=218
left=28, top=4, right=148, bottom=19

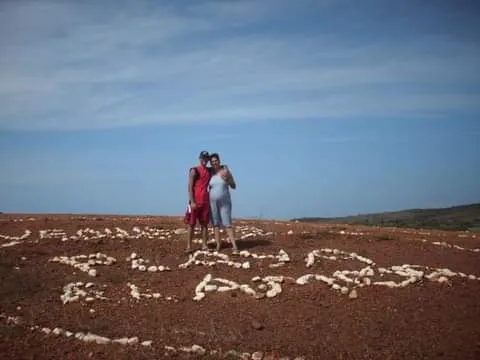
left=0, top=214, right=479, bottom=360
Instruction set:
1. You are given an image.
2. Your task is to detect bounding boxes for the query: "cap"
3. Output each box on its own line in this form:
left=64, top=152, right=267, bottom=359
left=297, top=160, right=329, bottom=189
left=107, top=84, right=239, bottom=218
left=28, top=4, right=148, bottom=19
left=199, top=150, right=210, bottom=159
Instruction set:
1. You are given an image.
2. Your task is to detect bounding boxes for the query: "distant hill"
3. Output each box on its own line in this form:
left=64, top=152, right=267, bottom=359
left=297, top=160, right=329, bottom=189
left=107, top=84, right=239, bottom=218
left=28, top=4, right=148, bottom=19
left=292, top=203, right=480, bottom=231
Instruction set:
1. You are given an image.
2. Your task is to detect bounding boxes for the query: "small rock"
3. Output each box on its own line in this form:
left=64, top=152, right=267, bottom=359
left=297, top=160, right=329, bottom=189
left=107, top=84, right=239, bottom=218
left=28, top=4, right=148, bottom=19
left=174, top=228, right=187, bottom=235
left=252, top=351, right=264, bottom=360
left=127, top=337, right=138, bottom=345
left=349, top=289, right=358, bottom=299
left=224, top=349, right=243, bottom=358
left=113, top=337, right=129, bottom=345
left=147, top=266, right=157, bottom=272
left=287, top=230, right=294, bottom=235
left=251, top=320, right=264, bottom=330
left=191, top=344, right=206, bottom=355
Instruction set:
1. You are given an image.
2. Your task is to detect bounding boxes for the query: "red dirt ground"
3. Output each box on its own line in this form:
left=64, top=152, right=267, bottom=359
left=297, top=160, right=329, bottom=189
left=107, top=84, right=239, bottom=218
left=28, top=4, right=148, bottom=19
left=0, top=214, right=479, bottom=360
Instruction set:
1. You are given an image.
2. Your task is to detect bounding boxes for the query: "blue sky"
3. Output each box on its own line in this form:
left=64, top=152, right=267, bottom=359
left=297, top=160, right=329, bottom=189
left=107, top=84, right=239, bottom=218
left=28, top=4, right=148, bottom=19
left=0, top=0, right=479, bottom=219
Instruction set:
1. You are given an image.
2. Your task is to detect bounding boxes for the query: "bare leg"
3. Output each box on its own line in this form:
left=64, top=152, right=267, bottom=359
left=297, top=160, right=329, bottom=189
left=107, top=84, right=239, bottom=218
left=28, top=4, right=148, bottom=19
left=214, top=227, right=221, bottom=251
left=186, top=225, right=194, bottom=253
left=201, top=225, right=209, bottom=250
left=226, top=226, right=238, bottom=252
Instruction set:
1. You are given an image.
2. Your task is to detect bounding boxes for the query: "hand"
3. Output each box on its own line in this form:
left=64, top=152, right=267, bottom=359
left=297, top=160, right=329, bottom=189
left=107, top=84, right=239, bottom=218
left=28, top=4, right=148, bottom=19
left=190, top=201, right=197, bottom=209
left=220, top=168, right=229, bottom=181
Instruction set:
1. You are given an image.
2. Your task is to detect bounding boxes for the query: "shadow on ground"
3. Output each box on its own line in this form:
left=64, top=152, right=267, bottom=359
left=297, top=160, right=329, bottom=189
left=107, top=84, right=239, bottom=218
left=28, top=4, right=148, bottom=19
left=237, top=238, right=272, bottom=250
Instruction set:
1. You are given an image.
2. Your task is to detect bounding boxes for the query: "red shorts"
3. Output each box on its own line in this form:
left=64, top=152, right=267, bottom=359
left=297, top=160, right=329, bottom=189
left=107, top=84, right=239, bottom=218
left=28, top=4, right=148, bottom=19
left=187, top=202, right=210, bottom=227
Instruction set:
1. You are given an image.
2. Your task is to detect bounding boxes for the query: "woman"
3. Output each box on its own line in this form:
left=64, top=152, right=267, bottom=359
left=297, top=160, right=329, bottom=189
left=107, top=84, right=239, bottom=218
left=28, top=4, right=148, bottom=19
left=208, top=153, right=239, bottom=253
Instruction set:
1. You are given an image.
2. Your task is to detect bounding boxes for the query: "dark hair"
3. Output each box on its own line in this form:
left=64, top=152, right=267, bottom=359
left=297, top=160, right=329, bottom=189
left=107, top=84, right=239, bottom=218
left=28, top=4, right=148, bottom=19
left=209, top=153, right=220, bottom=161
left=199, top=150, right=210, bottom=159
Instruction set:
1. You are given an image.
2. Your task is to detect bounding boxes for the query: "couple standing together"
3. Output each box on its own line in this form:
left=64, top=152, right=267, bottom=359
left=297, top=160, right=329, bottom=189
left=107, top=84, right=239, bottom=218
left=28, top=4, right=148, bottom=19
left=185, top=151, right=239, bottom=254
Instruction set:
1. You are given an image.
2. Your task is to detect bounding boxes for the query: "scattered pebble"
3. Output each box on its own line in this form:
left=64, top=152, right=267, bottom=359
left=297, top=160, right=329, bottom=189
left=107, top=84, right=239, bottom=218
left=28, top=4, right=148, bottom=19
left=127, top=283, right=177, bottom=302
left=251, top=320, right=264, bottom=330
left=252, top=351, right=264, bottom=360
left=126, top=252, right=171, bottom=273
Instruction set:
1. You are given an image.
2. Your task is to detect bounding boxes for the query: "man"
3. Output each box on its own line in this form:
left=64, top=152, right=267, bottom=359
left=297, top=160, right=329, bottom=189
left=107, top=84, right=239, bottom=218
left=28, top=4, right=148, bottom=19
left=185, top=151, right=212, bottom=254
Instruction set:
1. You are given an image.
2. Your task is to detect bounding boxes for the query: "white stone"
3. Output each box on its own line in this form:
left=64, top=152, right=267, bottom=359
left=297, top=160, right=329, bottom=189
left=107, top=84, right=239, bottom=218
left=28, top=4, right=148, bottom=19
left=266, top=282, right=282, bottom=298
left=191, top=344, right=206, bottom=355
left=83, top=333, right=110, bottom=344
left=252, top=351, right=264, bottom=360
left=349, top=289, right=358, bottom=299
left=193, top=293, right=205, bottom=301
left=113, top=337, right=129, bottom=345
left=204, top=285, right=217, bottom=292
left=127, top=337, right=139, bottom=345
left=296, top=274, right=314, bottom=285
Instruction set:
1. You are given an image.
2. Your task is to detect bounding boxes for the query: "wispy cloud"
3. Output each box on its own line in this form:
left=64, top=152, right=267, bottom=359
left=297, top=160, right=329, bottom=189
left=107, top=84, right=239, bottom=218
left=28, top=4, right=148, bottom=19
left=0, top=0, right=479, bottom=131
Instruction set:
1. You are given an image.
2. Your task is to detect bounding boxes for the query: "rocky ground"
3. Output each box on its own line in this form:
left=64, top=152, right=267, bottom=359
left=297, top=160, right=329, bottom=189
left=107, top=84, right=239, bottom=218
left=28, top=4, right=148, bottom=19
left=0, top=214, right=479, bottom=360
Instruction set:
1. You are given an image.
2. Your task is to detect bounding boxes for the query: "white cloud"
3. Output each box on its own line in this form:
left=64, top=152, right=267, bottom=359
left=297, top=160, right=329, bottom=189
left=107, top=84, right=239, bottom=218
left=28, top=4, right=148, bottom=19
left=0, top=0, right=479, bottom=131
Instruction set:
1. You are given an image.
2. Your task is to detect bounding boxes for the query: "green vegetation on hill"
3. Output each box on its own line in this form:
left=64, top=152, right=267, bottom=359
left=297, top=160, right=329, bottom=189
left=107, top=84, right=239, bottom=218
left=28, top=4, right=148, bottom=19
left=292, top=203, right=480, bottom=231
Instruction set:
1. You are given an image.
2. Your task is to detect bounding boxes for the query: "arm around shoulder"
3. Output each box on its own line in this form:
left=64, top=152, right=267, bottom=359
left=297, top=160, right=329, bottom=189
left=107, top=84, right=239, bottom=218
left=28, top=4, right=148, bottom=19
left=225, top=166, right=236, bottom=189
